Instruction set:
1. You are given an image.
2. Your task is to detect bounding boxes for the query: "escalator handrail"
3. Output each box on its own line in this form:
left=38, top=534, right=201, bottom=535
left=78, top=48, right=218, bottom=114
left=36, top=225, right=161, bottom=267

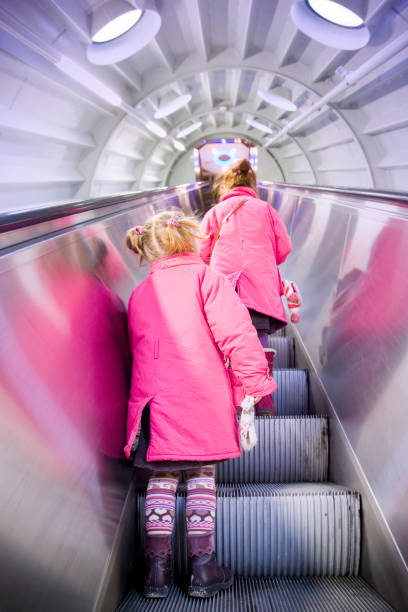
left=0, top=183, right=207, bottom=233
left=259, top=181, right=408, bottom=206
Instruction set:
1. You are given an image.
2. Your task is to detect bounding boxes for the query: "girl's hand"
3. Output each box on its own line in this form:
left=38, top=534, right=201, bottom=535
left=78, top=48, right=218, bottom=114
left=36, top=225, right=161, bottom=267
left=254, top=396, right=262, bottom=404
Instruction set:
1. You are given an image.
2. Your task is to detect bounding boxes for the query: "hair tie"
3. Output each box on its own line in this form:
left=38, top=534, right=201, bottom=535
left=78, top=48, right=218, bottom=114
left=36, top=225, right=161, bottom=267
left=135, top=225, right=144, bottom=235
left=248, top=169, right=253, bottom=174
left=236, top=169, right=242, bottom=174
left=167, top=218, right=180, bottom=227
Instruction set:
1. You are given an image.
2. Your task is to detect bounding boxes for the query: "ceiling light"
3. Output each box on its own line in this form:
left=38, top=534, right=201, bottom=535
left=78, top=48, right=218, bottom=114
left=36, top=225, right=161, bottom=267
left=55, top=56, right=122, bottom=106
left=217, top=154, right=232, bottom=165
left=291, top=1, right=369, bottom=50
left=92, top=8, right=143, bottom=43
left=176, top=122, right=202, bottom=138
left=246, top=118, right=274, bottom=134
left=87, top=0, right=161, bottom=65
left=154, top=94, right=192, bottom=119
left=146, top=120, right=167, bottom=138
left=258, top=89, right=297, bottom=112
left=307, top=0, right=363, bottom=28
left=173, top=139, right=186, bottom=152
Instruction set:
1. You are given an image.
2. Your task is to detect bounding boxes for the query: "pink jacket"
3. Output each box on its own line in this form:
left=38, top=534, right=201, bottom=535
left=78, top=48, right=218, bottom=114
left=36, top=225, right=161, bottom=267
left=124, top=252, right=277, bottom=461
left=200, top=187, right=292, bottom=323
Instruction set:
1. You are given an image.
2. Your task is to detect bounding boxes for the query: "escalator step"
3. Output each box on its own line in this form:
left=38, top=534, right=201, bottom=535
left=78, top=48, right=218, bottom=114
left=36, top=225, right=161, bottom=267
left=136, top=483, right=360, bottom=578
left=270, top=328, right=286, bottom=338
left=216, top=416, right=328, bottom=483
left=119, top=576, right=394, bottom=611
left=273, top=369, right=308, bottom=415
left=268, top=337, right=295, bottom=368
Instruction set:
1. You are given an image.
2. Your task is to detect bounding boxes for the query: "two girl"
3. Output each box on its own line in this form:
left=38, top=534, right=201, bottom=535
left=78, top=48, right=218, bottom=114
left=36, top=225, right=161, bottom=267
left=125, top=159, right=291, bottom=598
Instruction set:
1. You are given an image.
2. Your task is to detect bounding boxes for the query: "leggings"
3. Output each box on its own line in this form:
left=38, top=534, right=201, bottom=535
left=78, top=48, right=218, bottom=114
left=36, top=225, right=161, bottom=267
left=145, top=465, right=216, bottom=557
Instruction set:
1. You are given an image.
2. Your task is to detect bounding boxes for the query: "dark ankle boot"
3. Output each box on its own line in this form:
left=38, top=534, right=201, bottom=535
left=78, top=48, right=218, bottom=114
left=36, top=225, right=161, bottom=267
left=143, top=534, right=172, bottom=598
left=187, top=534, right=233, bottom=598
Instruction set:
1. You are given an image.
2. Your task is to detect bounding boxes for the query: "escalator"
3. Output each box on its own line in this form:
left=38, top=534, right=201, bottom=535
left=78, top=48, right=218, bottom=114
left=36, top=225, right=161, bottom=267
left=0, top=183, right=406, bottom=611
left=119, top=328, right=392, bottom=611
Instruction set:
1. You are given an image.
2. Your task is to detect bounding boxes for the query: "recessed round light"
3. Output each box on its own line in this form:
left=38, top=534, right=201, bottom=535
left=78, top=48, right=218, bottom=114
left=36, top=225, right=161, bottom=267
left=87, top=2, right=161, bottom=65
left=291, top=1, right=369, bottom=50
left=307, top=0, right=363, bottom=28
left=246, top=118, right=274, bottom=134
left=176, top=122, right=202, bottom=138
left=154, top=94, right=192, bottom=119
left=92, top=9, right=143, bottom=43
left=258, top=89, right=297, bottom=112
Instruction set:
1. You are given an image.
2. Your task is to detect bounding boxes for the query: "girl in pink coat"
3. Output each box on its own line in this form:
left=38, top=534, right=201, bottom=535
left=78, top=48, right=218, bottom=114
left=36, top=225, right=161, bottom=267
left=200, top=158, right=292, bottom=346
left=125, top=211, right=276, bottom=599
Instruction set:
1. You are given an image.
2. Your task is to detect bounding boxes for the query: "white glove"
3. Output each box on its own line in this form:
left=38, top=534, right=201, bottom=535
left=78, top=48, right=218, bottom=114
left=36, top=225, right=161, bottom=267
left=239, top=395, right=258, bottom=451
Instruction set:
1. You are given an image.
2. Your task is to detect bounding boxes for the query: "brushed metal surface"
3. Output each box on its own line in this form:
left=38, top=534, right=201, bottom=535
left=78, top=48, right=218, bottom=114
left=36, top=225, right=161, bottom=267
left=0, top=183, right=208, bottom=252
left=260, top=181, right=408, bottom=608
left=0, top=184, right=208, bottom=611
left=292, top=325, right=407, bottom=611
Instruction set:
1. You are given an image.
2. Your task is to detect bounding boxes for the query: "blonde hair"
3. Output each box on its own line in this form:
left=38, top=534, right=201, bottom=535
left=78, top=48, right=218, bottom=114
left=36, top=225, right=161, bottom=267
left=126, top=211, right=201, bottom=264
left=222, top=158, right=257, bottom=194
left=211, top=174, right=226, bottom=202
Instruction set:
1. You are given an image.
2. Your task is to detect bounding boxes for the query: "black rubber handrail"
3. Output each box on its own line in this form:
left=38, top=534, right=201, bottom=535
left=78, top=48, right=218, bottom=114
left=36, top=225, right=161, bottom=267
left=259, top=181, right=408, bottom=206
left=0, top=183, right=207, bottom=233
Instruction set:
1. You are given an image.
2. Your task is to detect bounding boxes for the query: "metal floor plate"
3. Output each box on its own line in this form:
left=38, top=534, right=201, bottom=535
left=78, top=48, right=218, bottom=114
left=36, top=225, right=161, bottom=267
left=118, top=576, right=395, bottom=612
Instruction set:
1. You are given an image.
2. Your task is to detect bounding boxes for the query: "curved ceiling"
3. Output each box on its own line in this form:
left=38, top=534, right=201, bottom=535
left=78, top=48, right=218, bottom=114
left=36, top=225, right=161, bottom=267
left=0, top=0, right=408, bottom=210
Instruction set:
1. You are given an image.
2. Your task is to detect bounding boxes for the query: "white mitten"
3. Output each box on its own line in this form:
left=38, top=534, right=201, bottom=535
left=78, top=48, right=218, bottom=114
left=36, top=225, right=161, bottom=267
left=239, top=395, right=258, bottom=451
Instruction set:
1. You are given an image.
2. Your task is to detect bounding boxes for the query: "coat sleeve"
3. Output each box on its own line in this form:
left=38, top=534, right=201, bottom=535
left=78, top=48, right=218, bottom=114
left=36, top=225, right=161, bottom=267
left=200, top=267, right=277, bottom=397
left=268, top=207, right=292, bottom=265
left=199, top=210, right=217, bottom=264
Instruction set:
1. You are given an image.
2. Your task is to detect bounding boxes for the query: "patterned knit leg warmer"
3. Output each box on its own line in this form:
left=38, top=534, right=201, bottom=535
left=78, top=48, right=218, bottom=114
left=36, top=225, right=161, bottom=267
left=145, top=473, right=179, bottom=558
left=185, top=466, right=217, bottom=557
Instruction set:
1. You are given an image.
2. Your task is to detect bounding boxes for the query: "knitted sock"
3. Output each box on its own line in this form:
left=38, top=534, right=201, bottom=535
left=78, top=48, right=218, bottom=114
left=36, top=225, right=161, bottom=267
left=185, top=466, right=216, bottom=538
left=145, top=474, right=179, bottom=544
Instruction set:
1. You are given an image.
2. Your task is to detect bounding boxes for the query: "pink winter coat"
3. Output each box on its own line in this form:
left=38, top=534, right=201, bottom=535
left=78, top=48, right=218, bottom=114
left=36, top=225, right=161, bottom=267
left=124, top=252, right=277, bottom=461
left=200, top=186, right=292, bottom=323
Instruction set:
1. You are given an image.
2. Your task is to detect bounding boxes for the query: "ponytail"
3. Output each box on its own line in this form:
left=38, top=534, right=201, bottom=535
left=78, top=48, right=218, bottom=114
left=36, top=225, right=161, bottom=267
left=126, top=211, right=202, bottom=264
left=126, top=226, right=144, bottom=255
left=223, top=158, right=257, bottom=194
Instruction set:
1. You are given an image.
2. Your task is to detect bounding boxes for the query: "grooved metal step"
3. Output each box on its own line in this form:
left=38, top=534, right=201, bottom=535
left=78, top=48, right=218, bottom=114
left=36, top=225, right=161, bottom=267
left=268, top=337, right=295, bottom=368
left=273, top=369, right=308, bottom=415
left=270, top=328, right=286, bottom=338
left=136, top=483, right=360, bottom=578
left=119, top=576, right=394, bottom=612
left=216, top=416, right=328, bottom=483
